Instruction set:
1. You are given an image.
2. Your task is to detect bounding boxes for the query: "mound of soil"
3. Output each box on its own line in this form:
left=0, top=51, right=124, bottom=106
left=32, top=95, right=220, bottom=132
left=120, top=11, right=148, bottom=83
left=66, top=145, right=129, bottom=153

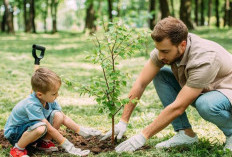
left=0, top=129, right=150, bottom=156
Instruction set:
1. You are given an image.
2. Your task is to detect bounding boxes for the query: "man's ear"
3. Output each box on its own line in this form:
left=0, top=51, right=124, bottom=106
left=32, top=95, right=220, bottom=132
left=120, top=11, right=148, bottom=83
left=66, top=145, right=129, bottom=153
left=179, top=40, right=187, bottom=53
left=36, top=92, right=43, bottom=99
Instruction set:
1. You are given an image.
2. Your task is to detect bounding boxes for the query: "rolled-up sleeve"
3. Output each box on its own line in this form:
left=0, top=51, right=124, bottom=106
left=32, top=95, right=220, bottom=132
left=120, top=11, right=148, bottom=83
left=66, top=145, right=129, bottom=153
left=150, top=49, right=165, bottom=68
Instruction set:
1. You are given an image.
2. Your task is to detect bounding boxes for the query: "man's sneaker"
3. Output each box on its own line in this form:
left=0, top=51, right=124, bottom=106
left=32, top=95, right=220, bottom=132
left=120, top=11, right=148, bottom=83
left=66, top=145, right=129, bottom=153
left=224, top=135, right=232, bottom=151
left=10, top=147, right=29, bottom=157
left=36, top=140, right=58, bottom=152
left=155, top=130, right=198, bottom=148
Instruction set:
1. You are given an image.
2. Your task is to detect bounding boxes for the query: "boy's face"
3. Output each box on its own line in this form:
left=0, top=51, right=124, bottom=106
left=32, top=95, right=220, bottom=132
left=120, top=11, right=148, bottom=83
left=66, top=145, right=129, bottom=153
left=37, top=83, right=61, bottom=104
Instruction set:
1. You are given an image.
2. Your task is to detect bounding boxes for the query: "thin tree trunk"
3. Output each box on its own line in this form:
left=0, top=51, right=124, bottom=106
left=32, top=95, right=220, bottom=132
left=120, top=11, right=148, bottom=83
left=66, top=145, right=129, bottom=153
left=180, top=0, right=194, bottom=29
left=43, top=0, right=48, bottom=32
left=229, top=2, right=232, bottom=27
left=159, top=0, right=170, bottom=19
left=215, top=0, right=219, bottom=27
left=51, top=0, right=58, bottom=33
left=3, top=0, right=14, bottom=33
left=24, top=0, right=30, bottom=32
left=208, top=0, right=212, bottom=26
left=200, top=0, right=205, bottom=26
left=149, top=0, right=156, bottom=30
left=30, top=0, right=36, bottom=33
left=224, top=0, right=229, bottom=27
left=85, top=1, right=96, bottom=34
left=194, top=0, right=198, bottom=26
left=111, top=116, right=115, bottom=145
left=117, top=0, right=121, bottom=17
left=170, top=0, right=175, bottom=17
left=107, top=0, right=113, bottom=21
left=1, top=11, right=6, bottom=32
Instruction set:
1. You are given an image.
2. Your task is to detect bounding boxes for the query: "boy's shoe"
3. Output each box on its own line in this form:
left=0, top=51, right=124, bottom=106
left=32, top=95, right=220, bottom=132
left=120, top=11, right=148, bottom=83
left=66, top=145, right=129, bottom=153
left=155, top=130, right=198, bottom=148
left=36, top=140, right=58, bottom=152
left=224, top=135, right=232, bottom=151
left=10, top=147, right=29, bottom=157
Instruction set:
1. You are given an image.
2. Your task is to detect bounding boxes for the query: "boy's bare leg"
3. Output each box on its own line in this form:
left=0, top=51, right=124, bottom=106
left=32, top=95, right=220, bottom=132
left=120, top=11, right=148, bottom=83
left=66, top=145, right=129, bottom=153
left=17, top=125, right=47, bottom=148
left=43, top=111, right=64, bottom=140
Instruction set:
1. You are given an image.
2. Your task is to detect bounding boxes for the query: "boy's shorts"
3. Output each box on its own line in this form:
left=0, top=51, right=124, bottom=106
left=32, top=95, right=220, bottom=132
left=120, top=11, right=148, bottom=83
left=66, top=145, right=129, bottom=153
left=6, top=110, right=61, bottom=146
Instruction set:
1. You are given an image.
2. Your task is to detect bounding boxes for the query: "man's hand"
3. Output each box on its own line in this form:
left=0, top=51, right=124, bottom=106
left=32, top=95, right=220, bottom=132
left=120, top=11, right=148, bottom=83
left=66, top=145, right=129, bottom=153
left=115, top=133, right=146, bottom=153
left=100, top=120, right=127, bottom=141
left=61, top=139, right=90, bottom=156
left=78, top=126, right=102, bottom=138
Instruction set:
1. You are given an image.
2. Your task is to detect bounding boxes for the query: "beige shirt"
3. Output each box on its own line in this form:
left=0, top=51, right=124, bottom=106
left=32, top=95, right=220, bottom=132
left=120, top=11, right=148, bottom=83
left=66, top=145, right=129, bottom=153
left=150, top=33, right=232, bottom=104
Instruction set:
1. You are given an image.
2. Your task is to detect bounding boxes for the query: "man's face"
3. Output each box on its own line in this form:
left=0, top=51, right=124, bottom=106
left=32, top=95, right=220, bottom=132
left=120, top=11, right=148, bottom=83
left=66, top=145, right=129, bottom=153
left=155, top=38, right=186, bottom=65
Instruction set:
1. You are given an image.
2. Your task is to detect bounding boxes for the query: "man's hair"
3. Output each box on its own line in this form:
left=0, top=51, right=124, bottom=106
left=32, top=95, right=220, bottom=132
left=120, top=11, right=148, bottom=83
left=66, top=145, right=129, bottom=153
left=31, top=68, right=61, bottom=93
left=151, top=16, right=188, bottom=46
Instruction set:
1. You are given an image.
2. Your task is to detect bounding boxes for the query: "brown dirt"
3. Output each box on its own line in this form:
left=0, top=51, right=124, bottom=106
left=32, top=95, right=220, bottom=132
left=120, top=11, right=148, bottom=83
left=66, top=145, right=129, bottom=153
left=0, top=129, right=150, bottom=156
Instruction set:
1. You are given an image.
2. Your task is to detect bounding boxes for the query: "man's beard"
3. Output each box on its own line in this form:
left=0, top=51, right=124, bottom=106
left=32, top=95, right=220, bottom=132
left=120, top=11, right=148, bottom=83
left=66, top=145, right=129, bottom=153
left=167, top=49, right=183, bottom=65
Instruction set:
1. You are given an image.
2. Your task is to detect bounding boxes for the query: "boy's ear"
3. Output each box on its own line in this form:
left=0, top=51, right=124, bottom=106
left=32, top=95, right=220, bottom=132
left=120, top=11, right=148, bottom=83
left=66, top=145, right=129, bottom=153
left=36, top=92, right=43, bottom=99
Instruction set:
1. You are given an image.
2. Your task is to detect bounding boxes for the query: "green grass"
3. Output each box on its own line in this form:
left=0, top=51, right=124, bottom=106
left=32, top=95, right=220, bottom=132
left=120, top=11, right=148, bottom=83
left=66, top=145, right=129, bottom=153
left=1, top=27, right=232, bottom=157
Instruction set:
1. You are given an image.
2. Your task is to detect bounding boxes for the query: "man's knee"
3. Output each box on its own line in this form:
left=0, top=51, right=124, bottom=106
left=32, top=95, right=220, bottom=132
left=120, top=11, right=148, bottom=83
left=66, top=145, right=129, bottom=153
left=195, top=98, right=216, bottom=120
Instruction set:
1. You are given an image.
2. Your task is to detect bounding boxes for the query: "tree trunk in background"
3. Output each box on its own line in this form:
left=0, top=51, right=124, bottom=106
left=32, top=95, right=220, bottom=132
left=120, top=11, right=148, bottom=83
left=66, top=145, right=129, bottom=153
left=180, top=0, right=194, bottom=29
left=149, top=0, right=156, bottom=30
left=224, top=0, right=229, bottom=27
left=43, top=0, right=48, bottom=32
left=208, top=0, right=212, bottom=26
left=1, top=11, right=6, bottom=32
left=24, top=0, right=31, bottom=32
left=51, top=0, right=58, bottom=33
left=3, top=0, right=14, bottom=33
left=30, top=0, right=36, bottom=33
left=194, top=0, right=199, bottom=26
left=85, top=1, right=96, bottom=34
left=117, top=0, right=121, bottom=17
left=159, top=0, right=170, bottom=19
left=229, top=2, right=232, bottom=26
left=170, top=0, right=175, bottom=17
left=215, top=0, right=220, bottom=27
left=107, top=0, right=113, bottom=21
left=200, top=0, right=205, bottom=26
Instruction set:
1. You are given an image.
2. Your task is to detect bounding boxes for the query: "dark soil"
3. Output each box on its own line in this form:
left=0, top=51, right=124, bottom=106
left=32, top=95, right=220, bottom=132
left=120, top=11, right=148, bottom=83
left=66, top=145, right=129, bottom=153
left=0, top=129, right=150, bottom=156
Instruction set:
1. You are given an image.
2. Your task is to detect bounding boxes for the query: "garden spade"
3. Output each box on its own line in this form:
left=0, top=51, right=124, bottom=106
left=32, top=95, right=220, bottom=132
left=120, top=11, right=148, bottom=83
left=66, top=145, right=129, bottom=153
left=31, top=44, right=46, bottom=93
left=32, top=44, right=46, bottom=71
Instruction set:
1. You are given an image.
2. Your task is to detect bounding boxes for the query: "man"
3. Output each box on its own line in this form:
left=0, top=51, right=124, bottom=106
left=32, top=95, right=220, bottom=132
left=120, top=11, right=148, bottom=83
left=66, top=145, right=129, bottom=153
left=101, top=16, right=232, bottom=152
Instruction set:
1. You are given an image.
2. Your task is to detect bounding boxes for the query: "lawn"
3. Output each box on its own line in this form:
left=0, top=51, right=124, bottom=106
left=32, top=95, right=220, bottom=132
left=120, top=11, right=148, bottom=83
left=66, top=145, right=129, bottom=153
left=0, top=28, right=232, bottom=157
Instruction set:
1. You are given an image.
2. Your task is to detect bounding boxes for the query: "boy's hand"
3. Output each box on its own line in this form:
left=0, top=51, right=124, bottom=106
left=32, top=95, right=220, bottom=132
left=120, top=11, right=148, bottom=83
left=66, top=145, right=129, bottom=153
left=61, top=139, right=90, bottom=156
left=78, top=126, right=102, bottom=138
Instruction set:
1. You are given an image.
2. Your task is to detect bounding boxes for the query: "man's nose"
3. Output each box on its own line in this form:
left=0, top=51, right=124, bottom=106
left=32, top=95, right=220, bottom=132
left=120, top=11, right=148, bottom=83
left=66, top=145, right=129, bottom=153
left=158, top=52, right=165, bottom=60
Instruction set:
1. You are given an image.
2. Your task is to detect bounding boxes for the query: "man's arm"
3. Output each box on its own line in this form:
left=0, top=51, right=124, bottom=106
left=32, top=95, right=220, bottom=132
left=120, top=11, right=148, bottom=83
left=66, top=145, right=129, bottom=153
left=121, top=59, right=161, bottom=122
left=142, top=85, right=203, bottom=139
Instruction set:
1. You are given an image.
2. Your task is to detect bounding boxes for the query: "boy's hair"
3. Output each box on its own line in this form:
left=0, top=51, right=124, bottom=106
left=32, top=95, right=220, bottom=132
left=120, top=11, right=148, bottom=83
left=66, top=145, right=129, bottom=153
left=31, top=68, right=61, bottom=93
left=151, top=16, right=188, bottom=46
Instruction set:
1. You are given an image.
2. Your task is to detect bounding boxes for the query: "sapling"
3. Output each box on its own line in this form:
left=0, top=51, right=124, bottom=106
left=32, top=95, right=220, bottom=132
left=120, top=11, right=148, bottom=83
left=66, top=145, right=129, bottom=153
left=65, top=21, right=145, bottom=145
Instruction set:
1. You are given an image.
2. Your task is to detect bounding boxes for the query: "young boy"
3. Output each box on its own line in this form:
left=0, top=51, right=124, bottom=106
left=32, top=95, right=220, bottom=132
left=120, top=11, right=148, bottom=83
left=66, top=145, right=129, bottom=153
left=4, top=68, right=102, bottom=157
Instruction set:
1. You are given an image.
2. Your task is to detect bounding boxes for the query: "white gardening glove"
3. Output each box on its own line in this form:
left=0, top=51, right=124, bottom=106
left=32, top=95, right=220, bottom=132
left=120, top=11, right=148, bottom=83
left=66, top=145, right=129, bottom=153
left=61, top=139, right=90, bottom=156
left=115, top=133, right=146, bottom=153
left=100, top=120, right=127, bottom=141
left=78, top=126, right=102, bottom=138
